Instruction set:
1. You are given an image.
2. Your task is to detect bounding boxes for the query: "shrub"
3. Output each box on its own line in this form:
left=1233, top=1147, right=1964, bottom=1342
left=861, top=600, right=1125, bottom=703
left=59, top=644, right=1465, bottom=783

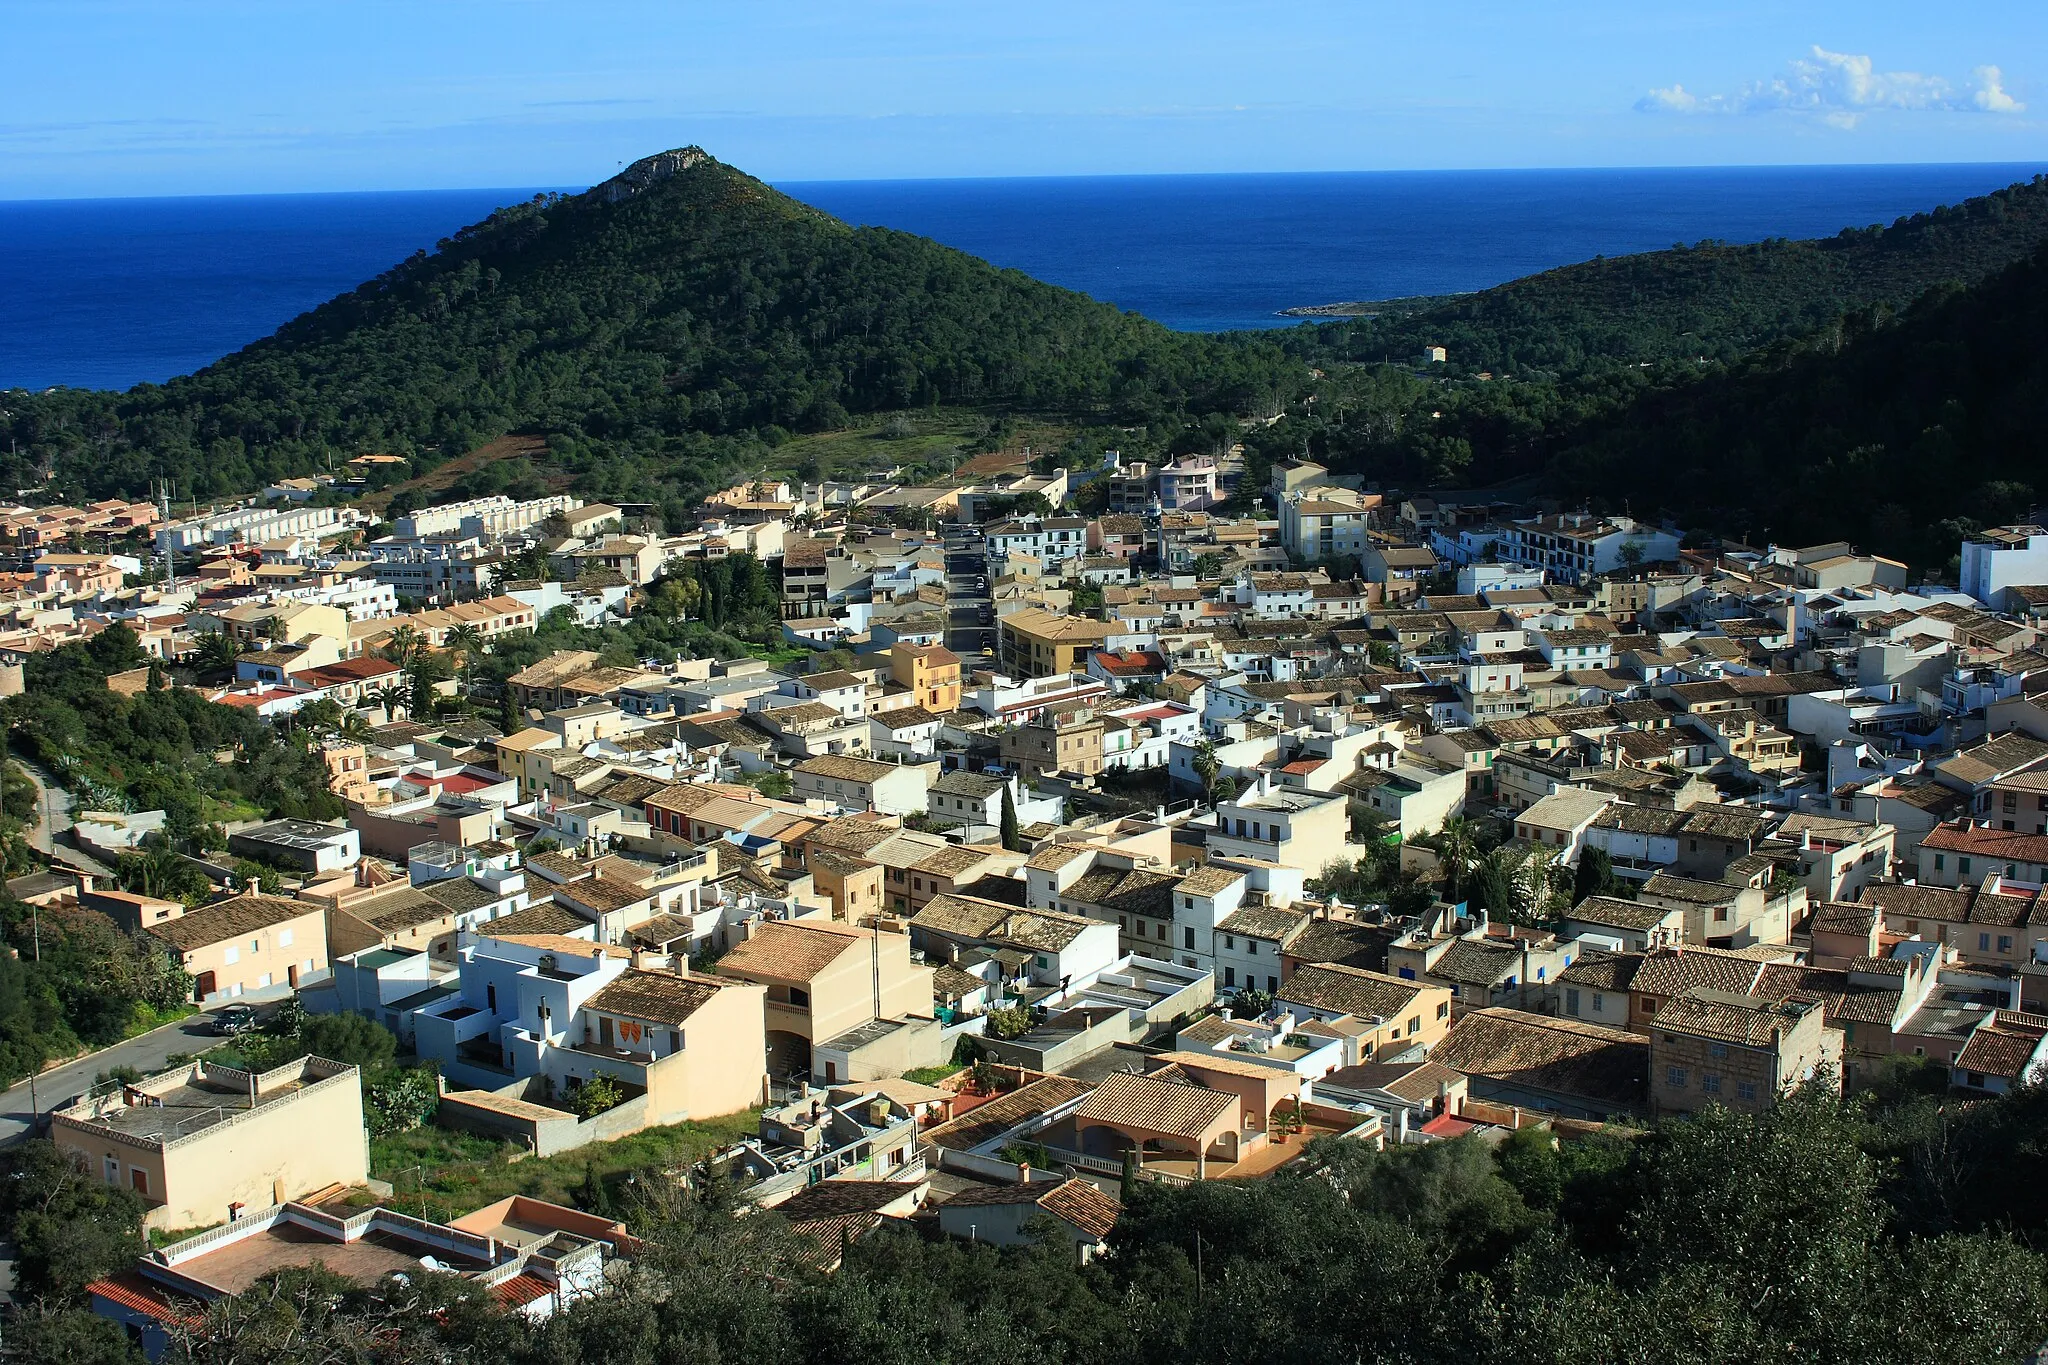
left=573, top=1073, right=626, bottom=1119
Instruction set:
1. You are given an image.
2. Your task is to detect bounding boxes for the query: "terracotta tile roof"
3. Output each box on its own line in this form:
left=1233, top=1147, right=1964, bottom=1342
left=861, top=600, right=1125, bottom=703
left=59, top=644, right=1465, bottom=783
left=478, top=902, right=591, bottom=936
left=1035, top=1178, right=1121, bottom=1239
left=1956, top=1019, right=2048, bottom=1080
left=1630, top=947, right=1766, bottom=998
left=87, top=1271, right=202, bottom=1327
left=773, top=1180, right=922, bottom=1219
left=1217, top=904, right=1311, bottom=943
left=1280, top=963, right=1425, bottom=1019
left=1557, top=951, right=1643, bottom=991
left=1429, top=938, right=1520, bottom=986
left=925, top=1076, right=1094, bottom=1151
left=1569, top=895, right=1681, bottom=932
left=149, top=893, right=314, bottom=952
left=492, top=1273, right=554, bottom=1308
left=1428, top=1007, right=1648, bottom=1107
left=1656, top=989, right=1822, bottom=1047
left=715, top=919, right=866, bottom=983
left=1074, top=1070, right=1234, bottom=1141
left=585, top=968, right=731, bottom=1025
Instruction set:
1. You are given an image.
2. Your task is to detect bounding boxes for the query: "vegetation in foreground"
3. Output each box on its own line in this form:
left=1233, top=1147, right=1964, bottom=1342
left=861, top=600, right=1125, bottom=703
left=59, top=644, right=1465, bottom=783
left=8, top=1067, right=2048, bottom=1364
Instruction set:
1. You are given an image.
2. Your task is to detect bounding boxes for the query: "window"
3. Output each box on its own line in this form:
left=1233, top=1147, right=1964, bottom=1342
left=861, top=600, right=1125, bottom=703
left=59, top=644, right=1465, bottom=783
left=1183, top=926, right=1195, bottom=949
left=1183, top=896, right=1194, bottom=910
left=1960, top=857, right=1973, bottom=876
left=1224, top=935, right=1235, bottom=950
left=2000, top=936, right=2014, bottom=954
left=278, top=928, right=294, bottom=947
left=1736, top=1080, right=1757, bottom=1101
left=1592, top=992, right=1606, bottom=1013
left=223, top=945, right=239, bottom=965
left=104, top=1156, right=119, bottom=1184
left=1701, top=1074, right=1722, bottom=1094
left=1407, top=1015, right=1421, bottom=1035
left=1666, top=1066, right=1687, bottom=1089
left=1398, top=966, right=1416, bottom=980
left=1565, top=988, right=1581, bottom=1015
left=131, top=1168, right=149, bottom=1195
left=1155, top=923, right=1166, bottom=941
left=1708, top=1043, right=1728, bottom=1059
left=1981, top=933, right=1992, bottom=952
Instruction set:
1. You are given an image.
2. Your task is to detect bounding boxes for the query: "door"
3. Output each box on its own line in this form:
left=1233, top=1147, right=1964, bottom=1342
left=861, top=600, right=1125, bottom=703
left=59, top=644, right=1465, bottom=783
left=599, top=1016, right=614, bottom=1047
left=195, top=971, right=216, bottom=1001
left=287, top=964, right=298, bottom=988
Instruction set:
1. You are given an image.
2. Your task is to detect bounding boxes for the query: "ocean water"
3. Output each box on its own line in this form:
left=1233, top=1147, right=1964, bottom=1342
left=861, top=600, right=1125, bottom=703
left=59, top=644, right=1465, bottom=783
left=2, top=163, right=2041, bottom=392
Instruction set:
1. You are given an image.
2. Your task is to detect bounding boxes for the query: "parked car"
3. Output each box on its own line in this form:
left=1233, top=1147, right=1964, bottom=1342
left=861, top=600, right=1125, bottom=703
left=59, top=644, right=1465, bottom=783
left=209, top=1004, right=256, bottom=1036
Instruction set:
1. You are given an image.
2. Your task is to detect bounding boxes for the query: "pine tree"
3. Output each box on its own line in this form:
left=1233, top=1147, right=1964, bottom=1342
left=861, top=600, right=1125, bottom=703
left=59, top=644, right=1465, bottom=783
left=1000, top=785, right=1020, bottom=852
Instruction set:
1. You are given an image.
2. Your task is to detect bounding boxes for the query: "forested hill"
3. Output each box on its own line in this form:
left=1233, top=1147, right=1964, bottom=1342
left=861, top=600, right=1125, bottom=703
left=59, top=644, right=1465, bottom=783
left=1549, top=237, right=2048, bottom=569
left=1, top=148, right=1294, bottom=502
left=1298, top=174, right=2048, bottom=375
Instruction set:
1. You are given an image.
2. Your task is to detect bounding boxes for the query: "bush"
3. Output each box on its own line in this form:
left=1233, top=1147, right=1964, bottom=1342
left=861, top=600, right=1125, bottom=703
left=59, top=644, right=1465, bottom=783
left=983, top=1005, right=1033, bottom=1041
left=364, top=1066, right=441, bottom=1137
left=297, top=1013, right=398, bottom=1069
left=572, top=1073, right=626, bottom=1119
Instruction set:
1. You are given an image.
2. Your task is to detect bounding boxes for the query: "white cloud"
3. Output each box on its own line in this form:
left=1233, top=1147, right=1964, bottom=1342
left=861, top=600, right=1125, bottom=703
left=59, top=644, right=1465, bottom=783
left=1975, top=65, right=2025, bottom=114
left=1638, top=47, right=2025, bottom=126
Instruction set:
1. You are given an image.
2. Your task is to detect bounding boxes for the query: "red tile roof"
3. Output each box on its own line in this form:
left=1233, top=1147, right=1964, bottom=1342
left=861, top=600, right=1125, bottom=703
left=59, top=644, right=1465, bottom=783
left=491, top=1273, right=554, bottom=1308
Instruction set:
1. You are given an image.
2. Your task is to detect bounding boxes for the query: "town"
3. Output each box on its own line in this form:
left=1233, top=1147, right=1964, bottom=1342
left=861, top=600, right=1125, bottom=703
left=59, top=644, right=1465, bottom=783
left=7, top=440, right=2048, bottom=1356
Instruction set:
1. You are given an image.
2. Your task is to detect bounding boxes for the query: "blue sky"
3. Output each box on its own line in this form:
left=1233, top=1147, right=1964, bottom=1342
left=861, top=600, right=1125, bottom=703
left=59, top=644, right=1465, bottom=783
left=3, top=0, right=2043, bottom=198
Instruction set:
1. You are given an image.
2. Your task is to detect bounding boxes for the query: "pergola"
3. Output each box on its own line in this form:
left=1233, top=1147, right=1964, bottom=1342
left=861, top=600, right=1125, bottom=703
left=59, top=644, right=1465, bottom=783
left=1073, top=1071, right=1240, bottom=1179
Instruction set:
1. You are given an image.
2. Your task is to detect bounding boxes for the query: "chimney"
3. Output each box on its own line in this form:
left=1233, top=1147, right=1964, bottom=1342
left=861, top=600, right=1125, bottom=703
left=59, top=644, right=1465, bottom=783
left=1396, top=1107, right=1409, bottom=1143
left=1017, top=1160, right=1032, bottom=1184
left=671, top=955, right=689, bottom=978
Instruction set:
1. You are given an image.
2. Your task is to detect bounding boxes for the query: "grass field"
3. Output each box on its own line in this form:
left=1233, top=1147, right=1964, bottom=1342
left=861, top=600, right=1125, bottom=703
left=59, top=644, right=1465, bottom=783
left=768, top=410, right=1080, bottom=483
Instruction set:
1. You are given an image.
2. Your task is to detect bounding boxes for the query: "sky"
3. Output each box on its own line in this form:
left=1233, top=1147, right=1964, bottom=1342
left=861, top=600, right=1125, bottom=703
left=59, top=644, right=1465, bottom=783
left=3, top=1, right=2044, bottom=199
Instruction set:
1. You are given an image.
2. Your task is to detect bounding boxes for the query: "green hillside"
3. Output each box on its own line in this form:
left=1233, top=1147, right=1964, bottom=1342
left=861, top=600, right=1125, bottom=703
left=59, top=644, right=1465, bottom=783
left=1549, top=239, right=2048, bottom=570
left=1297, top=175, right=2048, bottom=375
left=1, top=148, right=1294, bottom=505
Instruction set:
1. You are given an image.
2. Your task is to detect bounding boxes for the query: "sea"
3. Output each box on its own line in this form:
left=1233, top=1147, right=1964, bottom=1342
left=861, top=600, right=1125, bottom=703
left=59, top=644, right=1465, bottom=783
left=2, top=163, right=2041, bottom=392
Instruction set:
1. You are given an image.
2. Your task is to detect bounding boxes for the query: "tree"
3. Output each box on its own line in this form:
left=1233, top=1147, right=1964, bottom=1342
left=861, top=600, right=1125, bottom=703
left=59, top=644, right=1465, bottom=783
left=444, top=622, right=487, bottom=685
left=296, top=1012, right=398, bottom=1069
left=999, top=785, right=1020, bottom=852
left=1434, top=816, right=1480, bottom=901
left=573, top=1072, right=626, bottom=1118
left=1190, top=738, right=1221, bottom=801
left=1615, top=539, right=1646, bottom=576
left=497, top=687, right=519, bottom=736
left=1573, top=848, right=1619, bottom=904
left=194, top=630, right=242, bottom=677
left=369, top=683, right=407, bottom=722
left=0, top=1140, right=148, bottom=1298
left=381, top=623, right=425, bottom=672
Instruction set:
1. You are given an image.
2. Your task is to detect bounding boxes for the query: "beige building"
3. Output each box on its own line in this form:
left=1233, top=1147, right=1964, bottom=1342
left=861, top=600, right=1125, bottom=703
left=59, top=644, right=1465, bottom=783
left=577, top=968, right=771, bottom=1123
left=714, top=918, right=936, bottom=1080
left=150, top=893, right=329, bottom=1002
left=495, top=727, right=566, bottom=799
left=51, top=1056, right=368, bottom=1230
left=998, top=710, right=1105, bottom=779
left=997, top=607, right=1113, bottom=679
left=790, top=754, right=935, bottom=816
left=1650, top=988, right=1841, bottom=1114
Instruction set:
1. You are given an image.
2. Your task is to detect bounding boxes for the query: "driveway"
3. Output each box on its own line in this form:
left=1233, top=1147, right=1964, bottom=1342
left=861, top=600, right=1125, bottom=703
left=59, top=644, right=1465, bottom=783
left=0, top=1000, right=284, bottom=1147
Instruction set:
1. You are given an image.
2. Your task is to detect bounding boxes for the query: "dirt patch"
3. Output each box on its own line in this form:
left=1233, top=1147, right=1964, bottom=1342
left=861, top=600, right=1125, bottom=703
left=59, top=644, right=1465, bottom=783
left=356, top=434, right=555, bottom=516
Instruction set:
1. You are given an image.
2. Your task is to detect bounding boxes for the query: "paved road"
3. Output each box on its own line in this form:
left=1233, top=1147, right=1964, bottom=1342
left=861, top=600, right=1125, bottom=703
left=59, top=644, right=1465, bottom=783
left=944, top=539, right=994, bottom=658
left=0, top=1000, right=286, bottom=1147
left=12, top=752, right=72, bottom=856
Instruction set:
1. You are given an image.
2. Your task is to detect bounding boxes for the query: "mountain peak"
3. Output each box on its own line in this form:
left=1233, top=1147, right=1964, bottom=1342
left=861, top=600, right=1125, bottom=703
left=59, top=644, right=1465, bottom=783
left=594, top=146, right=714, bottom=203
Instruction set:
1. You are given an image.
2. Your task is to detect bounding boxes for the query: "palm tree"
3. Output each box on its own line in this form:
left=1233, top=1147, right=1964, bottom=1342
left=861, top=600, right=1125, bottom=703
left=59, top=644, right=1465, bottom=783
left=381, top=623, right=425, bottom=672
left=1191, top=738, right=1221, bottom=801
left=1434, top=816, right=1480, bottom=901
left=338, top=711, right=375, bottom=743
left=194, top=631, right=242, bottom=678
left=444, top=623, right=486, bottom=686
left=372, top=684, right=408, bottom=722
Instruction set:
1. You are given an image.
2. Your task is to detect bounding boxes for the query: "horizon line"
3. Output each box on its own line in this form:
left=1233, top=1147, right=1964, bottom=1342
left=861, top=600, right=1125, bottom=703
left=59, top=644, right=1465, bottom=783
left=2, top=157, right=2043, bottom=207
